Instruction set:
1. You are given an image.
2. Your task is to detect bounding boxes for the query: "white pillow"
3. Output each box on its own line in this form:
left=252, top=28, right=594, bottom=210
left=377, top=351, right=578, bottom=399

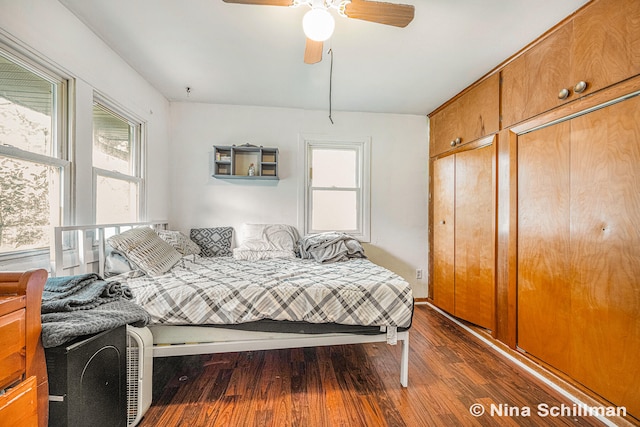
left=239, top=224, right=299, bottom=250
left=233, top=224, right=300, bottom=261
left=107, top=227, right=182, bottom=277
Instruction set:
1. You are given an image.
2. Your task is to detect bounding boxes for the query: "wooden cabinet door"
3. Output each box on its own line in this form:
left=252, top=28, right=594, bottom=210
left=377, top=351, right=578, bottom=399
left=458, top=75, right=500, bottom=148
left=568, top=95, right=640, bottom=418
left=454, top=142, right=495, bottom=330
left=430, top=102, right=461, bottom=157
left=517, top=120, right=572, bottom=374
left=429, top=74, right=499, bottom=157
left=571, top=0, right=640, bottom=97
left=432, top=155, right=455, bottom=314
left=502, top=23, right=573, bottom=128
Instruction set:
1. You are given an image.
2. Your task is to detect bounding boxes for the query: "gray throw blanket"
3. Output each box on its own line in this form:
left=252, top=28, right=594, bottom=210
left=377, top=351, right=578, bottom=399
left=41, top=273, right=150, bottom=348
left=42, top=273, right=133, bottom=313
left=298, top=232, right=366, bottom=263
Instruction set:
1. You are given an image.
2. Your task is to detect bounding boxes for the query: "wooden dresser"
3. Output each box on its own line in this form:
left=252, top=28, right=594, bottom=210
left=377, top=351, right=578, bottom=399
left=0, top=270, right=49, bottom=427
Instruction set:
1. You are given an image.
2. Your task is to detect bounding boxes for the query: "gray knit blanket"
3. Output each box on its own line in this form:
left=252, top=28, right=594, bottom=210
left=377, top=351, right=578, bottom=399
left=42, top=273, right=133, bottom=313
left=298, top=232, right=366, bottom=263
left=41, top=273, right=150, bottom=348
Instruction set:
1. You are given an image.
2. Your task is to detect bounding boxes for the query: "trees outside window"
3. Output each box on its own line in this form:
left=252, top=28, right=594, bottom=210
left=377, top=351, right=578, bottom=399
left=92, top=101, right=144, bottom=224
left=0, top=50, right=68, bottom=254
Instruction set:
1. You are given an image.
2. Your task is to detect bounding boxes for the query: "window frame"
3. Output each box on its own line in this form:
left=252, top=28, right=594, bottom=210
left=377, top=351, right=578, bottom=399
left=91, top=95, right=146, bottom=224
left=301, top=135, right=371, bottom=242
left=0, top=41, right=71, bottom=262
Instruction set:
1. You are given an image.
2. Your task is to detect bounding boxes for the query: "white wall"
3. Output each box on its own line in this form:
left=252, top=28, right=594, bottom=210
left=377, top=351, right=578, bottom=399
left=0, top=0, right=171, bottom=225
left=170, top=103, right=430, bottom=297
left=0, top=1, right=430, bottom=297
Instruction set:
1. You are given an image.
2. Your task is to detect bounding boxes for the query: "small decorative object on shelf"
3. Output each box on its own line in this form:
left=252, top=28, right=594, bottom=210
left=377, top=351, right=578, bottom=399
left=212, top=144, right=279, bottom=180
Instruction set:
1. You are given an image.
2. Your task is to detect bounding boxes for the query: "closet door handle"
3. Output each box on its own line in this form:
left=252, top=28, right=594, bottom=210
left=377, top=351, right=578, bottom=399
left=558, top=88, right=571, bottom=100
left=574, top=81, right=588, bottom=93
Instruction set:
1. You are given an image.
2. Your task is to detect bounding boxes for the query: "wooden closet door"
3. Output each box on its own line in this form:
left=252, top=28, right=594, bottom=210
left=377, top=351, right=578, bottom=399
left=454, top=143, right=495, bottom=330
left=569, top=95, right=640, bottom=417
left=432, top=155, right=455, bottom=315
left=517, top=121, right=572, bottom=374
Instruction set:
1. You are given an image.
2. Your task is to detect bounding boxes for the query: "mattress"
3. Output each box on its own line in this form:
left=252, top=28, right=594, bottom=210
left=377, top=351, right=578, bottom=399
left=123, top=255, right=413, bottom=328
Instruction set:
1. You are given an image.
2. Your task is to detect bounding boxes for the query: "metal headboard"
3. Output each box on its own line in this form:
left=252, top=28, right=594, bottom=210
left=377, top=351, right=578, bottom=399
left=51, top=222, right=168, bottom=277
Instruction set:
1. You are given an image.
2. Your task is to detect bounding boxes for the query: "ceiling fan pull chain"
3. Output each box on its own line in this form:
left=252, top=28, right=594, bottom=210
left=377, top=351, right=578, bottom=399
left=328, top=48, right=334, bottom=124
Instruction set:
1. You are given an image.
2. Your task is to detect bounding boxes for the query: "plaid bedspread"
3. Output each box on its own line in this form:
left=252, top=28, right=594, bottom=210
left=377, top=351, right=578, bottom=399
left=123, top=256, right=413, bottom=328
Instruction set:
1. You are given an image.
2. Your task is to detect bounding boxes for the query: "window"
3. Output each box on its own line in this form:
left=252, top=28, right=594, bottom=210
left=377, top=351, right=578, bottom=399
left=0, top=47, right=69, bottom=255
left=303, top=137, right=370, bottom=241
left=92, top=100, right=144, bottom=224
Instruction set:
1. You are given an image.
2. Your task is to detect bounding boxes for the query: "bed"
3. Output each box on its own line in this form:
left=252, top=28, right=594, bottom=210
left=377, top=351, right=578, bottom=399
left=51, top=222, right=413, bottom=387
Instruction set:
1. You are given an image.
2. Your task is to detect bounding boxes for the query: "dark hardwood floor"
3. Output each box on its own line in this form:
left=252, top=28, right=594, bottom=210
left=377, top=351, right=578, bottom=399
left=138, top=305, right=616, bottom=426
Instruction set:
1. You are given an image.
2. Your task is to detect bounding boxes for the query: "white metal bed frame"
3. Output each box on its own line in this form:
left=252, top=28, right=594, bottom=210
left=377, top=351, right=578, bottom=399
left=51, top=222, right=410, bottom=387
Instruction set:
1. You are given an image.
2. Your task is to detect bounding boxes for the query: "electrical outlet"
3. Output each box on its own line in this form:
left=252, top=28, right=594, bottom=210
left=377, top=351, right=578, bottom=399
left=416, top=269, right=423, bottom=280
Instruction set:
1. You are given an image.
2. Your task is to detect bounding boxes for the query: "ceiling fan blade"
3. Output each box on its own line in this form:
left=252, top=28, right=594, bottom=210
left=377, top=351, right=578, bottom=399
left=344, top=0, right=415, bottom=27
left=222, top=0, right=293, bottom=5
left=304, top=38, right=323, bottom=64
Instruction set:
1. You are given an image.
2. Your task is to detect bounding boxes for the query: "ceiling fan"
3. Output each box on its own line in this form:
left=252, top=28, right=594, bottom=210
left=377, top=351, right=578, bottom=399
left=222, top=0, right=415, bottom=64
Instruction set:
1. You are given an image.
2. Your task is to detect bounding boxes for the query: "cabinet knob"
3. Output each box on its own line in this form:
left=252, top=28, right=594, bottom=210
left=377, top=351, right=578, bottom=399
left=558, top=88, right=571, bottom=100
left=440, top=220, right=446, bottom=225
left=574, top=81, right=588, bottom=94
left=454, top=137, right=461, bottom=145
left=450, top=140, right=456, bottom=147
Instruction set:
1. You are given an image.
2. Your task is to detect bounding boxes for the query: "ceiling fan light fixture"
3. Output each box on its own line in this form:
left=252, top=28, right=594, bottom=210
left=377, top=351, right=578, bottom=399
left=302, top=8, right=335, bottom=42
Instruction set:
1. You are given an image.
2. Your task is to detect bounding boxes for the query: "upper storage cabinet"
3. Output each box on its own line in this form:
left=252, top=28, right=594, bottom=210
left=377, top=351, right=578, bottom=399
left=429, top=73, right=499, bottom=157
left=572, top=0, right=640, bottom=94
left=212, top=144, right=279, bottom=180
left=501, top=23, right=573, bottom=128
left=502, top=0, right=640, bottom=128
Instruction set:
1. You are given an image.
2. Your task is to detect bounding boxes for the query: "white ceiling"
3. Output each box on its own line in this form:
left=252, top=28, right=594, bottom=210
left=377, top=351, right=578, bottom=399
left=58, top=0, right=588, bottom=115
